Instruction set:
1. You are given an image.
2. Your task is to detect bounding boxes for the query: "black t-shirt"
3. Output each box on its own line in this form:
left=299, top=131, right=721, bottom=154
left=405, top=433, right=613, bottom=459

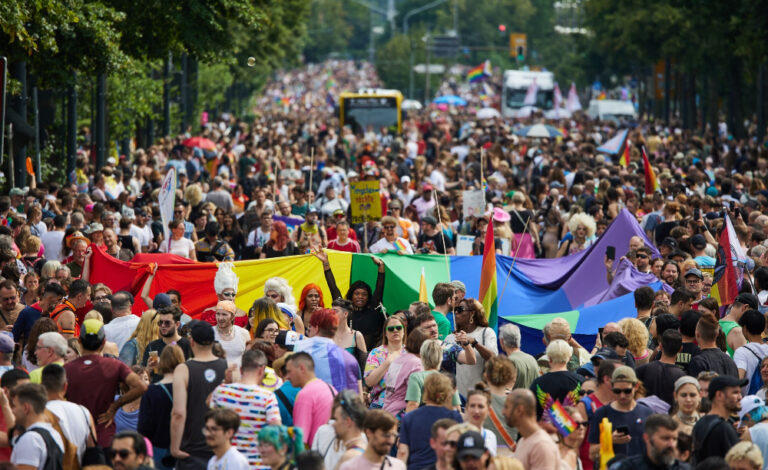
left=417, top=232, right=453, bottom=254
left=509, top=210, right=533, bottom=233
left=692, top=415, right=740, bottom=463
left=529, top=370, right=583, bottom=420
left=142, top=337, right=193, bottom=382
left=649, top=342, right=701, bottom=372
left=635, top=361, right=686, bottom=406
left=588, top=403, right=655, bottom=458
left=687, top=348, right=739, bottom=378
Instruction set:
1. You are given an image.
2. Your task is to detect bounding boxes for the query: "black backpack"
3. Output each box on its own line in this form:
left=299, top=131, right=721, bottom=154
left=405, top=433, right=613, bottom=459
left=27, top=427, right=64, bottom=470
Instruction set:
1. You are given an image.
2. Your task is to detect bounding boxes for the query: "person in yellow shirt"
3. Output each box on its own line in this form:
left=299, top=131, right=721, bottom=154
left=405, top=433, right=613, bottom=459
left=29, top=332, right=68, bottom=383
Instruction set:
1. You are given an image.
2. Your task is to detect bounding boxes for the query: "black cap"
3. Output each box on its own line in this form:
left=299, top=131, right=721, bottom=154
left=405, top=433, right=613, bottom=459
left=661, top=237, right=678, bottom=249
left=735, top=293, right=759, bottom=309
left=153, top=293, right=172, bottom=310
left=690, top=234, right=707, bottom=250
left=456, top=431, right=486, bottom=459
left=189, top=320, right=215, bottom=345
left=708, top=376, right=749, bottom=400
left=275, top=330, right=300, bottom=351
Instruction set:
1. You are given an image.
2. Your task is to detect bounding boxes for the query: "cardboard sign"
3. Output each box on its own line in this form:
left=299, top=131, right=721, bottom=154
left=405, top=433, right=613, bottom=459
left=456, top=235, right=475, bottom=256
left=463, top=190, right=486, bottom=219
left=350, top=181, right=382, bottom=223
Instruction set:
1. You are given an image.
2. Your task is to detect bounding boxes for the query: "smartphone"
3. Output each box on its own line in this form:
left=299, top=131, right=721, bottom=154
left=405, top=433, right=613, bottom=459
left=694, top=208, right=700, bottom=220
left=606, top=246, right=616, bottom=260
left=615, top=425, right=629, bottom=435
left=729, top=201, right=736, bottom=211
left=598, top=327, right=604, bottom=344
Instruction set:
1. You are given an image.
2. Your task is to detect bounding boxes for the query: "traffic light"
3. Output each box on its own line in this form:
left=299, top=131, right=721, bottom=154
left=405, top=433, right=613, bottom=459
left=498, top=24, right=506, bottom=34
left=516, top=46, right=525, bottom=61
left=509, top=33, right=527, bottom=62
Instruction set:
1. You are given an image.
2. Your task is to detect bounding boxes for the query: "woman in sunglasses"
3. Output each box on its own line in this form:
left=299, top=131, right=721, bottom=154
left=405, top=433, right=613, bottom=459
left=557, top=406, right=588, bottom=470
left=364, top=316, right=407, bottom=409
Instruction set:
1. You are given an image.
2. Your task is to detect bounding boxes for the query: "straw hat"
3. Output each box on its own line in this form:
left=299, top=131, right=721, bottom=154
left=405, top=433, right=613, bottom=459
left=66, top=231, right=91, bottom=249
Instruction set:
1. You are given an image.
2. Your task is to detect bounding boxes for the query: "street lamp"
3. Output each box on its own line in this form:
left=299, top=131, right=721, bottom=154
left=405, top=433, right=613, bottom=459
left=403, top=0, right=449, bottom=100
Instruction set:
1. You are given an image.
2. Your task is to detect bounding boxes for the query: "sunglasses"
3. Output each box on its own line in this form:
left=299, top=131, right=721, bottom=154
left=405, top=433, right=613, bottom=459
left=612, top=387, right=634, bottom=395
left=576, top=421, right=589, bottom=428
left=578, top=389, right=595, bottom=397
left=158, top=320, right=175, bottom=327
left=387, top=325, right=404, bottom=332
left=107, top=449, right=133, bottom=460
left=454, top=305, right=471, bottom=314
left=636, top=253, right=648, bottom=259
left=445, top=440, right=458, bottom=448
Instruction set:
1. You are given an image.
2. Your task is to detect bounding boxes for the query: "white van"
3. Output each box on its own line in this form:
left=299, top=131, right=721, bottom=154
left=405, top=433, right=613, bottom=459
left=587, top=100, right=637, bottom=122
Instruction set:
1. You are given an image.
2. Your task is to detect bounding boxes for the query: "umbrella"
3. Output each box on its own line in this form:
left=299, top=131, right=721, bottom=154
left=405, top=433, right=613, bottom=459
left=433, top=95, right=467, bottom=106
left=476, top=107, right=501, bottom=120
left=402, top=99, right=423, bottom=110
left=182, top=136, right=216, bottom=150
left=515, top=124, right=564, bottom=138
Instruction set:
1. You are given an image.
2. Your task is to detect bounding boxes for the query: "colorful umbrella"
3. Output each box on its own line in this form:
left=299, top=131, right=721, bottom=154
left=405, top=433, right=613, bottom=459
left=514, top=124, right=564, bottom=138
left=182, top=137, right=216, bottom=150
left=433, top=95, right=467, bottom=106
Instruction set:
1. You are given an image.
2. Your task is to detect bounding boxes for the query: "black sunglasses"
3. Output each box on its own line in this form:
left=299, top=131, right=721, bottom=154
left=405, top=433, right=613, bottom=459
left=107, top=448, right=133, bottom=460
left=612, top=387, right=634, bottom=395
left=386, top=325, right=404, bottom=332
left=454, top=305, right=472, bottom=314
left=636, top=253, right=648, bottom=259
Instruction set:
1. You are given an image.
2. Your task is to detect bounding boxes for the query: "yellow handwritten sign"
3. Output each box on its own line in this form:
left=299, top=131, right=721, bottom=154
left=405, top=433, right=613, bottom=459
left=350, top=181, right=382, bottom=223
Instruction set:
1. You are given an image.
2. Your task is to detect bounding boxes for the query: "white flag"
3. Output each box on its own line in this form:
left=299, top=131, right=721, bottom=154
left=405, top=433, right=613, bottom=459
left=158, top=167, right=177, bottom=244
left=523, top=80, right=538, bottom=106
left=553, top=83, right=563, bottom=110
left=567, top=82, right=582, bottom=112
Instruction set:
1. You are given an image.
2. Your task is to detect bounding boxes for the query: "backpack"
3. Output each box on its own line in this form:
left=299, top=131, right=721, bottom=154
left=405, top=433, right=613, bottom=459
left=44, top=409, right=81, bottom=470
left=27, top=426, right=64, bottom=470
left=744, top=345, right=766, bottom=395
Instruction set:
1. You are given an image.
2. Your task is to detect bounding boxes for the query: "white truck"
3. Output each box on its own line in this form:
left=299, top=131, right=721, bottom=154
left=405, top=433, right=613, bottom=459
left=587, top=99, right=637, bottom=123
left=501, top=70, right=555, bottom=118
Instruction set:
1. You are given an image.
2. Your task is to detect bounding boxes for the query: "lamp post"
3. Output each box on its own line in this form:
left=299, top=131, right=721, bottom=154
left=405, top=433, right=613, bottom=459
left=403, top=0, right=449, bottom=100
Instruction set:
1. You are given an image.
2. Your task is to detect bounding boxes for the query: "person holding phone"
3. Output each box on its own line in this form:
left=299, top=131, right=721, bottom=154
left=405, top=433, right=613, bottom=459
left=587, top=366, right=654, bottom=462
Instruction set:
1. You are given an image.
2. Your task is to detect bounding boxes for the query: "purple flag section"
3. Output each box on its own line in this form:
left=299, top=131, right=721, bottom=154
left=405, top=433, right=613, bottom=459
left=507, top=209, right=658, bottom=308
left=584, top=257, right=671, bottom=307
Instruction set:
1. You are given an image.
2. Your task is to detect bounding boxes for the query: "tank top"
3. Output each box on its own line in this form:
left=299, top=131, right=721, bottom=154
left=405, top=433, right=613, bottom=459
left=181, top=358, right=227, bottom=457
left=720, top=320, right=738, bottom=356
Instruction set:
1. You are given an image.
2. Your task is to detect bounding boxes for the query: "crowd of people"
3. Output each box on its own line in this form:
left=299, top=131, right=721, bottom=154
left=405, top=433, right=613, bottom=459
left=0, top=59, right=768, bottom=470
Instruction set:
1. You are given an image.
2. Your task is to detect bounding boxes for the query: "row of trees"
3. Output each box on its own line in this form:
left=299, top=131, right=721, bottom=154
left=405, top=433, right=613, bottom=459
left=1, top=0, right=310, bottom=186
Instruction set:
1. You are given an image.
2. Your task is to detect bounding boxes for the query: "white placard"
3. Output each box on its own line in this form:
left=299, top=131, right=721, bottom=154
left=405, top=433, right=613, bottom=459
left=463, top=190, right=486, bottom=219
left=456, top=235, right=475, bottom=256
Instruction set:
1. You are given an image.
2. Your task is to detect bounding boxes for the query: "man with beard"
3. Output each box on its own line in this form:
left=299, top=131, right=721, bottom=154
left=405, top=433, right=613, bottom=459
left=692, top=375, right=746, bottom=462
left=141, top=305, right=192, bottom=382
left=661, top=261, right=680, bottom=288
left=503, top=389, right=559, bottom=470
left=339, top=410, right=406, bottom=470
left=609, top=414, right=689, bottom=470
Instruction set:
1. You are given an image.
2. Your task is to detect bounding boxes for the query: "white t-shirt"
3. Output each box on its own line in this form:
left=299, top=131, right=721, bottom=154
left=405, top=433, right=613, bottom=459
left=131, top=224, right=153, bottom=248
left=207, top=446, right=250, bottom=470
left=445, top=327, right=498, bottom=397
left=311, top=422, right=367, bottom=470
left=734, top=343, right=768, bottom=394
left=369, top=237, right=413, bottom=254
left=46, top=400, right=92, bottom=462
left=41, top=230, right=65, bottom=261
left=11, top=422, right=65, bottom=470
left=104, top=314, right=141, bottom=352
left=159, top=237, right=195, bottom=258
left=214, top=325, right=251, bottom=367
left=480, top=427, right=498, bottom=457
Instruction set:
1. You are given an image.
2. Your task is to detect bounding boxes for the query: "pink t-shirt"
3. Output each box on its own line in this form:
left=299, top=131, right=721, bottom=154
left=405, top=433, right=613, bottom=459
left=339, top=454, right=406, bottom=470
left=514, top=428, right=560, bottom=470
left=293, top=378, right=336, bottom=445
left=382, top=353, right=423, bottom=416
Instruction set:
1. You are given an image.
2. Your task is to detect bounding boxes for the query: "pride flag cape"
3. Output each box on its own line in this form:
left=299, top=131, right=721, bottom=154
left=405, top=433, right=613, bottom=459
left=711, top=215, right=747, bottom=306
left=596, top=129, right=630, bottom=167
left=641, top=146, right=660, bottom=194
left=89, top=210, right=660, bottom=353
left=468, top=60, right=491, bottom=83
left=479, top=218, right=498, bottom=328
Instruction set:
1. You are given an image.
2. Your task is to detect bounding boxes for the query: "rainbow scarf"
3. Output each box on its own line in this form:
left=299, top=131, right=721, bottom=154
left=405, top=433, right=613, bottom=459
left=547, top=400, right=578, bottom=437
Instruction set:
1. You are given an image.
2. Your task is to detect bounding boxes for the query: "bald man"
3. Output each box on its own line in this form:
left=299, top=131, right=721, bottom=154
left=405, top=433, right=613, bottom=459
left=503, top=390, right=559, bottom=470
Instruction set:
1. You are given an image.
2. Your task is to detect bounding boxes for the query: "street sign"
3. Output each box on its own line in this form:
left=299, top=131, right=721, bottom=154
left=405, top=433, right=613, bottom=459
left=413, top=64, right=446, bottom=74
left=509, top=33, right=527, bottom=61
left=430, top=35, right=459, bottom=58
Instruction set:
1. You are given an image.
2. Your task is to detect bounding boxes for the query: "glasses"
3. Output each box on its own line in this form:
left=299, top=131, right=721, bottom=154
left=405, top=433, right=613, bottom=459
left=612, top=388, right=634, bottom=395
left=578, top=389, right=595, bottom=397
left=454, top=305, right=471, bottom=314
left=202, top=425, right=222, bottom=435
left=576, top=421, right=589, bottom=428
left=383, top=225, right=396, bottom=229
left=685, top=278, right=701, bottom=284
left=636, top=253, right=648, bottom=259
left=221, top=292, right=236, bottom=298
left=386, top=325, right=404, bottom=332
left=107, top=448, right=133, bottom=460
left=264, top=327, right=279, bottom=334
left=382, top=432, right=399, bottom=439
left=93, top=295, right=109, bottom=302
left=445, top=440, right=458, bottom=448
left=158, top=320, right=174, bottom=327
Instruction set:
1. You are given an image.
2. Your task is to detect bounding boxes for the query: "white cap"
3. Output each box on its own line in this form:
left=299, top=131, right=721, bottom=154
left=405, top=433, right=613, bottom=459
left=739, top=395, right=765, bottom=424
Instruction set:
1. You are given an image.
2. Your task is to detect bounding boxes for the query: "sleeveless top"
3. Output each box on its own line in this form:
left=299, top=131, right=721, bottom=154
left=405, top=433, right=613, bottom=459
left=181, top=358, right=227, bottom=457
left=720, top=320, right=738, bottom=356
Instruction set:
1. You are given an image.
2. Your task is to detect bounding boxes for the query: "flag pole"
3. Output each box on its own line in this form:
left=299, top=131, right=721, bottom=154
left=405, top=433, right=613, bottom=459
left=433, top=190, right=451, bottom=277
left=308, top=147, right=315, bottom=202
left=498, top=215, right=530, bottom=302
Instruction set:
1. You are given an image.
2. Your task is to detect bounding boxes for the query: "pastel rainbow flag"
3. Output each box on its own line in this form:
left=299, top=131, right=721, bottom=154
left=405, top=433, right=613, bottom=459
left=547, top=400, right=578, bottom=437
left=394, top=238, right=409, bottom=253
left=641, top=146, right=660, bottom=194
left=468, top=60, right=491, bottom=83
left=479, top=218, right=498, bottom=329
left=419, top=267, right=429, bottom=303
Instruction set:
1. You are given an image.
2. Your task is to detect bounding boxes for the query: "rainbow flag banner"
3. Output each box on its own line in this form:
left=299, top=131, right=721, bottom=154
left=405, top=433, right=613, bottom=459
left=468, top=60, right=491, bottom=83
left=89, top=210, right=664, bottom=354
left=548, top=400, right=578, bottom=437
left=479, top=218, right=498, bottom=329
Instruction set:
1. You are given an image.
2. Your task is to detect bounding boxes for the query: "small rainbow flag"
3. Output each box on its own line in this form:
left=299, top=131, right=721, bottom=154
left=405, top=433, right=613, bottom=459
left=478, top=218, right=498, bottom=329
left=394, top=238, right=409, bottom=253
left=641, top=146, right=660, bottom=194
left=547, top=400, right=578, bottom=437
left=419, top=267, right=428, bottom=303
left=467, top=60, right=491, bottom=83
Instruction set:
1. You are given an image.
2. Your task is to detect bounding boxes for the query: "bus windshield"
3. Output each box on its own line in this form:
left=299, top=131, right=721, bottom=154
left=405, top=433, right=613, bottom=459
left=505, top=88, right=554, bottom=110
left=340, top=95, right=401, bottom=134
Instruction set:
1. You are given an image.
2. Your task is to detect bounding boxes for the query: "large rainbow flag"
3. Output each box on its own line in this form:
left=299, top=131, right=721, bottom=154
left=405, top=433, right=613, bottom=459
left=89, top=210, right=662, bottom=354
left=479, top=218, right=498, bottom=328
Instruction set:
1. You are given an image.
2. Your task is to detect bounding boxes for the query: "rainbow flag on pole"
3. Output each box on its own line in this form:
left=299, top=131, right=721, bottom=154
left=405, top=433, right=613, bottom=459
left=468, top=60, right=491, bottom=83
left=641, top=146, right=660, bottom=194
left=479, top=218, right=498, bottom=329
left=619, top=139, right=631, bottom=167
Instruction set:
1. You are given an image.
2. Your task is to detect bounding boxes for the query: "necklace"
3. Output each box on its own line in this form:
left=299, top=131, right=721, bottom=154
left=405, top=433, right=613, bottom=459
left=676, top=411, right=698, bottom=425
left=217, top=325, right=234, bottom=339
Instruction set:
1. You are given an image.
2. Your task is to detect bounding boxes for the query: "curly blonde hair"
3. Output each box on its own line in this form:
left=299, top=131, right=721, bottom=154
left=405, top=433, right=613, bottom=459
left=725, top=442, right=763, bottom=470
left=567, top=213, right=596, bottom=239
left=618, top=317, right=649, bottom=358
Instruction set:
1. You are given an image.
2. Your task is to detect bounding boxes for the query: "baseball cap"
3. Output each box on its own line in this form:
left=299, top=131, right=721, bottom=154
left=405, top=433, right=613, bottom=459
left=81, top=319, right=106, bottom=350
left=684, top=268, right=703, bottom=280
left=611, top=365, right=638, bottom=384
left=661, top=237, right=678, bottom=249
left=739, top=395, right=766, bottom=424
left=153, top=293, right=172, bottom=310
left=189, top=320, right=215, bottom=345
left=422, top=215, right=438, bottom=226
left=690, top=234, right=707, bottom=250
left=276, top=330, right=300, bottom=351
left=735, top=293, right=759, bottom=309
left=456, top=431, right=486, bottom=459
left=422, top=183, right=434, bottom=191
left=0, top=333, right=14, bottom=353
left=708, top=375, right=749, bottom=400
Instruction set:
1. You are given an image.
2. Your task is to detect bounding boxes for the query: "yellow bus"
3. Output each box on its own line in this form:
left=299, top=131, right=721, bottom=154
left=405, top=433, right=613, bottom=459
left=339, top=89, right=403, bottom=134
